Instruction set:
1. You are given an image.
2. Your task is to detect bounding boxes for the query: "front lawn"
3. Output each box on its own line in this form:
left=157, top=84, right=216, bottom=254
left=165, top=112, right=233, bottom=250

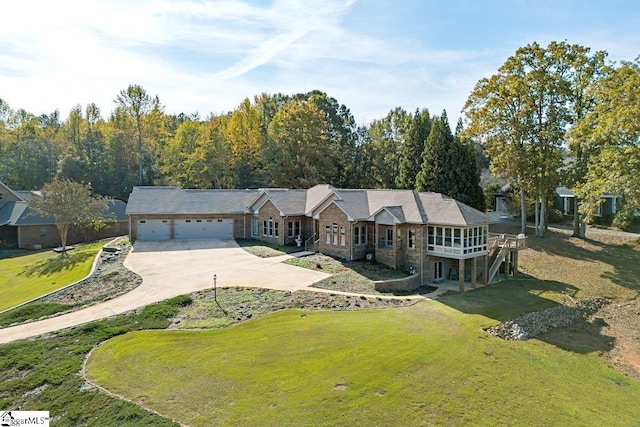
left=0, top=241, right=105, bottom=312
left=85, top=299, right=640, bottom=427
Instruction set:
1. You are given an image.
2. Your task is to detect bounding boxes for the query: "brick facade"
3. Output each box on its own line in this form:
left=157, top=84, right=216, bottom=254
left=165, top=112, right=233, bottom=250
left=18, top=221, right=128, bottom=249
left=255, top=200, right=284, bottom=245
left=318, top=203, right=351, bottom=260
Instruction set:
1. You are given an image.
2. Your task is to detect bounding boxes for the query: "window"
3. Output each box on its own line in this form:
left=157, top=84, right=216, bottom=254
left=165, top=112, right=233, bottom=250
left=39, top=226, right=47, bottom=238
left=288, top=220, right=301, bottom=238
left=408, top=229, right=416, bottom=250
left=274, top=221, right=279, bottom=237
left=252, top=218, right=259, bottom=237
left=354, top=226, right=368, bottom=245
left=0, top=193, right=3, bottom=200
left=378, top=227, right=393, bottom=248
left=263, top=220, right=268, bottom=236
left=325, top=225, right=331, bottom=244
left=339, top=226, right=345, bottom=246
left=331, top=223, right=339, bottom=245
left=428, top=226, right=488, bottom=255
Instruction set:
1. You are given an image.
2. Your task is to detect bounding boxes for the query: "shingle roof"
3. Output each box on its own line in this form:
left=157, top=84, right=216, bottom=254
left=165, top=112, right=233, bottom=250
left=556, top=186, right=575, bottom=197
left=0, top=201, right=27, bottom=226
left=305, top=184, right=335, bottom=212
left=125, top=185, right=493, bottom=227
left=125, top=186, right=261, bottom=215
left=365, top=189, right=425, bottom=223
left=11, top=199, right=128, bottom=226
left=331, top=190, right=371, bottom=220
left=263, top=189, right=308, bottom=215
left=418, top=193, right=494, bottom=226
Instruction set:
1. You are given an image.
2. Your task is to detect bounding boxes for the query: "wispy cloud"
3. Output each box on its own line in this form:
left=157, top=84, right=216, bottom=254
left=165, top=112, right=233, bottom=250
left=0, top=0, right=638, bottom=125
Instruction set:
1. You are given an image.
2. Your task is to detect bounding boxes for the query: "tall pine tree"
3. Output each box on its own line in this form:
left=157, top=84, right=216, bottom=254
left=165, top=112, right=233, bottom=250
left=415, top=112, right=485, bottom=211
left=396, top=108, right=431, bottom=189
left=415, top=111, right=455, bottom=194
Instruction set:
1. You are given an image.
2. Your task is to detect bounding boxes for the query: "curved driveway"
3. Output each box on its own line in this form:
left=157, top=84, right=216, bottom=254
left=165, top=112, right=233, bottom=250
left=0, top=239, right=330, bottom=344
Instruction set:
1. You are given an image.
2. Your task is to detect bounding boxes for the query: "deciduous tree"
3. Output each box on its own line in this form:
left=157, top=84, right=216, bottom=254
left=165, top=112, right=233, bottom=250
left=569, top=60, right=640, bottom=229
left=29, top=179, right=108, bottom=252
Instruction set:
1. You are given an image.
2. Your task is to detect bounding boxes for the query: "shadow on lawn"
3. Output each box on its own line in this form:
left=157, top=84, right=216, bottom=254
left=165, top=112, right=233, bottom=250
left=438, top=277, right=616, bottom=355
left=493, top=221, right=640, bottom=296
left=19, top=250, right=93, bottom=277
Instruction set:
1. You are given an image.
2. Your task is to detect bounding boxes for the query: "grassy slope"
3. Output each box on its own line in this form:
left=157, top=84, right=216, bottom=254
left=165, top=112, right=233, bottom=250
left=0, top=297, right=192, bottom=427
left=0, top=241, right=105, bottom=311
left=86, top=298, right=640, bottom=427
left=0, top=241, right=105, bottom=312
left=517, top=230, right=639, bottom=301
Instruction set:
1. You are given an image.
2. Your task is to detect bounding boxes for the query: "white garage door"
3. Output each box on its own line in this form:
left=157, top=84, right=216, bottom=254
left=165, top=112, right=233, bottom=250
left=137, top=219, right=171, bottom=240
left=174, top=218, right=233, bottom=239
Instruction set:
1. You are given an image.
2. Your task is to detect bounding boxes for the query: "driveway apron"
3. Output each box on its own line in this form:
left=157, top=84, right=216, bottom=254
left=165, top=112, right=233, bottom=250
left=0, top=239, right=330, bottom=344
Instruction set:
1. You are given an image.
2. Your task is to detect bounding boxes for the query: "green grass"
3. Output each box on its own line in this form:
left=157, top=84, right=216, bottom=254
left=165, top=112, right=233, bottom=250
left=85, top=299, right=640, bottom=427
left=0, top=302, right=72, bottom=327
left=517, top=229, right=640, bottom=301
left=236, top=238, right=304, bottom=257
left=0, top=241, right=105, bottom=312
left=0, top=296, right=191, bottom=426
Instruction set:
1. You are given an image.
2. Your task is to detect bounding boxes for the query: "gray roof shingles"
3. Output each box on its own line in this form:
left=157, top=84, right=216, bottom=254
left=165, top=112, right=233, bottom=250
left=125, top=184, right=493, bottom=227
left=126, top=187, right=261, bottom=215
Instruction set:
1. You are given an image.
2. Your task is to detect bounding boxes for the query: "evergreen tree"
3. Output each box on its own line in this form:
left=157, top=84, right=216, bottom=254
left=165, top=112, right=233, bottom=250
left=396, top=108, right=431, bottom=189
left=454, top=119, right=486, bottom=210
left=415, top=111, right=455, bottom=194
left=416, top=112, right=485, bottom=211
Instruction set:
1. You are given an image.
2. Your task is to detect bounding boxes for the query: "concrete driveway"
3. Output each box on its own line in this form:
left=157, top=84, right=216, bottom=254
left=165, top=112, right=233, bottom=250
left=0, top=239, right=330, bottom=344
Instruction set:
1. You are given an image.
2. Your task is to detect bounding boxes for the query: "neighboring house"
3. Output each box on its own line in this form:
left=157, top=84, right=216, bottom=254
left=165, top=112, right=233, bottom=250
left=0, top=181, right=128, bottom=249
left=126, top=185, right=521, bottom=289
left=554, top=186, right=621, bottom=216
left=490, top=183, right=511, bottom=215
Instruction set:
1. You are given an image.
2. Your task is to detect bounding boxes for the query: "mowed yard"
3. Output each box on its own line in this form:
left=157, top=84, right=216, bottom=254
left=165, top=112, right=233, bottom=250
left=0, top=241, right=105, bottom=312
left=84, top=226, right=640, bottom=427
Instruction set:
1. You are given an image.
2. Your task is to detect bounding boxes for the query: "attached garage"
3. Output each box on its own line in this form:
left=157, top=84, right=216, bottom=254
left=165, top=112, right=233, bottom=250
left=136, top=219, right=171, bottom=241
left=174, top=218, right=234, bottom=240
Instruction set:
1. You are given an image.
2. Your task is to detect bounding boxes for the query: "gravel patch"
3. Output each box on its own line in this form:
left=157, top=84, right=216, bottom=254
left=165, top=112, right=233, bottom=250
left=486, top=298, right=610, bottom=340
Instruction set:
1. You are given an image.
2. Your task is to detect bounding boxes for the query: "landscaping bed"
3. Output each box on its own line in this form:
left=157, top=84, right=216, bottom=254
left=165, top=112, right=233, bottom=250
left=285, top=253, right=412, bottom=296
left=171, top=287, right=415, bottom=329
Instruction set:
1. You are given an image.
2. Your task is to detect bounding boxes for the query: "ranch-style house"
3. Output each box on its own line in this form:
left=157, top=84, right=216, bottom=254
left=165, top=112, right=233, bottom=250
left=126, top=184, right=525, bottom=291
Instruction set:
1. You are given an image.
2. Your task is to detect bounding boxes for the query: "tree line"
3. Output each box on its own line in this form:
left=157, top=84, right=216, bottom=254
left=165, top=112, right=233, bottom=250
left=0, top=88, right=485, bottom=210
left=463, top=41, right=640, bottom=236
left=4, top=40, right=635, bottom=236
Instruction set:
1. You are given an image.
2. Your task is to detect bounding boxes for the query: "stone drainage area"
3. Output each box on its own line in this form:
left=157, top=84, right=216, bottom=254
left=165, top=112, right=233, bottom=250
left=486, top=298, right=611, bottom=340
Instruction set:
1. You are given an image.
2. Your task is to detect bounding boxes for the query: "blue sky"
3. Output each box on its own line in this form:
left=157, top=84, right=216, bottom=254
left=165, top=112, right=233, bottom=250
left=1, top=0, right=638, bottom=125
